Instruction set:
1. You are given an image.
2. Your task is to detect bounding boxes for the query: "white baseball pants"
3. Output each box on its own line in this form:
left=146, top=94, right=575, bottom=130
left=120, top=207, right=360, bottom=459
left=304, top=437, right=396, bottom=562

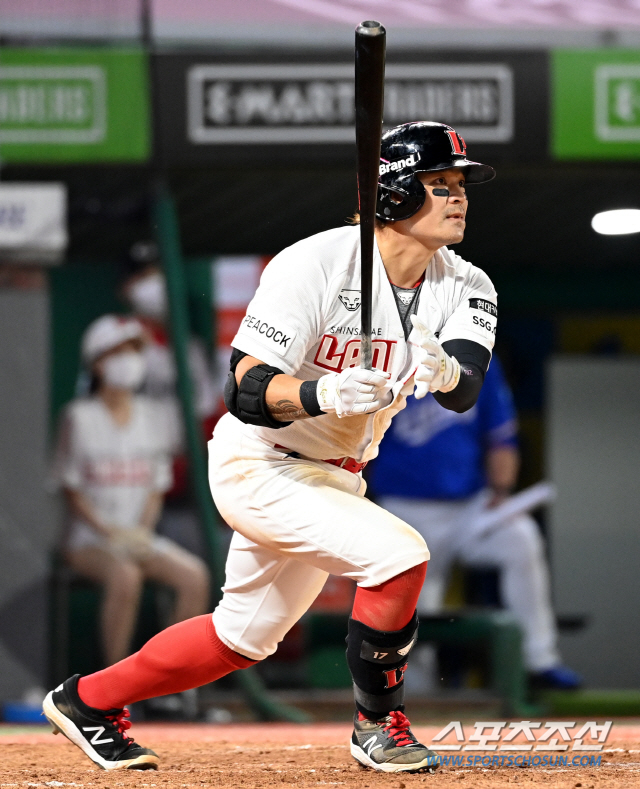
left=208, top=414, right=430, bottom=661
left=379, top=494, right=561, bottom=672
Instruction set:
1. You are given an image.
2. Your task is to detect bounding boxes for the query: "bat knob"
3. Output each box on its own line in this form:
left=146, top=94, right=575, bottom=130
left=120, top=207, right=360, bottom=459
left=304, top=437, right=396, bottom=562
left=356, top=20, right=386, bottom=36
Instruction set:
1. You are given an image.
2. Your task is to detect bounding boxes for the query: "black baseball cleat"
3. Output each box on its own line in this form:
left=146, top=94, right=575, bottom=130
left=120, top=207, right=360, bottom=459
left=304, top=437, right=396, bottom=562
left=43, top=675, right=159, bottom=771
left=351, top=710, right=440, bottom=773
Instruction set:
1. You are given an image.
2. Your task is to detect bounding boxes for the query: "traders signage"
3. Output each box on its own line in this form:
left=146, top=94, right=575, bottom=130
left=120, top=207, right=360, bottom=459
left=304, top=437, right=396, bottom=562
left=155, top=51, right=548, bottom=164
left=553, top=49, right=640, bottom=159
left=0, top=66, right=106, bottom=144
left=0, top=48, right=150, bottom=163
left=187, top=63, right=513, bottom=144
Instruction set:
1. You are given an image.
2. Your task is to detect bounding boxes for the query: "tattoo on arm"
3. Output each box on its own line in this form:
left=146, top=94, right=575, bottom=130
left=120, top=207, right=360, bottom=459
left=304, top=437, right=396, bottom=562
left=269, top=399, right=313, bottom=422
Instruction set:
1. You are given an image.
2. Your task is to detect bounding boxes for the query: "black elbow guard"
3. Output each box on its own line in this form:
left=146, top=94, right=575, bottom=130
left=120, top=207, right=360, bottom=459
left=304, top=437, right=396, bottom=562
left=433, top=338, right=491, bottom=413
left=224, top=364, right=292, bottom=429
left=432, top=363, right=483, bottom=413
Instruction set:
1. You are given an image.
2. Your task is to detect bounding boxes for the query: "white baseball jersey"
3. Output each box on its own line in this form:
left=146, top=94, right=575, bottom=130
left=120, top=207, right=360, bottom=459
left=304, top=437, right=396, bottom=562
left=230, top=225, right=497, bottom=462
left=54, top=396, right=173, bottom=549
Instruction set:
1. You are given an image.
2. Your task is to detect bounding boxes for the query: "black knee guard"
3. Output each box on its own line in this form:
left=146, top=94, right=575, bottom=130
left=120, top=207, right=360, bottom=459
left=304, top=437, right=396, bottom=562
left=346, top=612, right=418, bottom=720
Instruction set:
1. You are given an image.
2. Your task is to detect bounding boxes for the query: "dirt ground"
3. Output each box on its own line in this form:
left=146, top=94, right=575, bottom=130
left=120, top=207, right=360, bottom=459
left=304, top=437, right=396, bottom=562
left=2, top=722, right=640, bottom=789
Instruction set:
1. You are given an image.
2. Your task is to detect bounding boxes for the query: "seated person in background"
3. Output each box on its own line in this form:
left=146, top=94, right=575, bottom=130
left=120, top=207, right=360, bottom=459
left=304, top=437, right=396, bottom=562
left=121, top=240, right=219, bottom=451
left=53, top=315, right=209, bottom=667
left=369, top=355, right=581, bottom=689
left=120, top=242, right=220, bottom=558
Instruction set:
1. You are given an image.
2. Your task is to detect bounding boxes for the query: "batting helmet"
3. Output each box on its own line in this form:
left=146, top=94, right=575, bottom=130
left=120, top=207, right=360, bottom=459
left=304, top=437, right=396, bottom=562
left=376, top=121, right=495, bottom=222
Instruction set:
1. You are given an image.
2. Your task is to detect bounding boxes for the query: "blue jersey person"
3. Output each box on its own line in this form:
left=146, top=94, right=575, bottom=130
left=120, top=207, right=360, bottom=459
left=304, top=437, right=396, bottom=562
left=370, top=356, right=580, bottom=689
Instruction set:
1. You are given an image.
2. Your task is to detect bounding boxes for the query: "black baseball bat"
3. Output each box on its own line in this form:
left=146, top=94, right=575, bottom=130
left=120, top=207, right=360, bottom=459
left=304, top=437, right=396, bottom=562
left=355, top=20, right=386, bottom=370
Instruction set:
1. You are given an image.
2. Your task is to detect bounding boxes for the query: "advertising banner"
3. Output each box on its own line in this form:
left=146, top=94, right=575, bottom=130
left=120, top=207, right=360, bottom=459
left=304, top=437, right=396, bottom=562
left=0, top=183, right=67, bottom=263
left=0, top=48, right=150, bottom=163
left=155, top=51, right=548, bottom=165
left=187, top=63, right=513, bottom=145
left=553, top=49, right=640, bottom=160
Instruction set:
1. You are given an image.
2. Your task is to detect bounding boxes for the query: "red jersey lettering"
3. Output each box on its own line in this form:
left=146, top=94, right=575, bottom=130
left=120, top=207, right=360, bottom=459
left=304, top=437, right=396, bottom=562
left=314, top=336, right=396, bottom=373
left=84, top=458, right=153, bottom=486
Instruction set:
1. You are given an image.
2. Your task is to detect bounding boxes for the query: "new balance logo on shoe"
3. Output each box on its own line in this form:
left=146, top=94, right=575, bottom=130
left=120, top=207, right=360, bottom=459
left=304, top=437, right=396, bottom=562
left=83, top=726, right=114, bottom=745
left=42, top=675, right=159, bottom=771
left=351, top=711, right=441, bottom=773
left=363, top=736, right=383, bottom=757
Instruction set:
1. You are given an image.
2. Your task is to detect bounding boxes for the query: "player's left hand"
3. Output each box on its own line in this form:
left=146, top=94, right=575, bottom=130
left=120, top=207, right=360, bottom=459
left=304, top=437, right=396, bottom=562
left=316, top=366, right=393, bottom=417
left=410, top=314, right=461, bottom=399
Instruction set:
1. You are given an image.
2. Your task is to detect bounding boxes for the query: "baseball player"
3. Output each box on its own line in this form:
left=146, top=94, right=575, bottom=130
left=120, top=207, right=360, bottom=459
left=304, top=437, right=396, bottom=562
left=370, top=355, right=581, bottom=689
left=44, top=122, right=497, bottom=774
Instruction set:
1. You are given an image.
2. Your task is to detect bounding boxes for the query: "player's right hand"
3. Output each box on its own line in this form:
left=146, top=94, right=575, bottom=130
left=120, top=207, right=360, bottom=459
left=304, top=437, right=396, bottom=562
left=410, top=314, right=461, bottom=399
left=316, top=367, right=392, bottom=418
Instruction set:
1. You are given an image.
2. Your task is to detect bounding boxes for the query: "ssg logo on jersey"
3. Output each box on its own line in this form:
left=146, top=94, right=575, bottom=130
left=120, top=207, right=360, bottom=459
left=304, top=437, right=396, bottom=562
left=379, top=153, right=420, bottom=176
left=469, top=297, right=497, bottom=336
left=314, top=335, right=396, bottom=373
left=338, top=290, right=361, bottom=312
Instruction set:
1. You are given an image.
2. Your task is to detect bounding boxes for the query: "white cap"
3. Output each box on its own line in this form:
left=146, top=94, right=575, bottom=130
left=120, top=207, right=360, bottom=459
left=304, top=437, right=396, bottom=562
left=82, top=314, right=145, bottom=366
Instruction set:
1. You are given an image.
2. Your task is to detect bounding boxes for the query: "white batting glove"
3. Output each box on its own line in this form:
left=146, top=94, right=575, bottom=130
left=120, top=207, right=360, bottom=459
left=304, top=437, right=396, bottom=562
left=410, top=314, right=461, bottom=399
left=316, top=366, right=392, bottom=417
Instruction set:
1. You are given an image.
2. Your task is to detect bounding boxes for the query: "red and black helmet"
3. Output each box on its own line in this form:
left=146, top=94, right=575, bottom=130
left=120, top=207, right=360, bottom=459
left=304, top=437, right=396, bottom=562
left=376, top=121, right=495, bottom=222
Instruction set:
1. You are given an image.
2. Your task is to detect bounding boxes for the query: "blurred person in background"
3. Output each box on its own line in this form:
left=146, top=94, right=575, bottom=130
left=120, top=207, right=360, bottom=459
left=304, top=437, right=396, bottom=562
left=120, top=241, right=220, bottom=559
left=122, top=240, right=218, bottom=448
left=54, top=315, right=210, bottom=668
left=369, top=355, right=581, bottom=690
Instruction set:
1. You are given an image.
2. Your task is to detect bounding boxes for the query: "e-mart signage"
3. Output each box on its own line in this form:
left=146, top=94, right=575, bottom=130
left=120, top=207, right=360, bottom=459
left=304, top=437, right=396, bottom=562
left=155, top=51, right=548, bottom=164
left=0, top=48, right=150, bottom=163
left=187, top=63, right=513, bottom=144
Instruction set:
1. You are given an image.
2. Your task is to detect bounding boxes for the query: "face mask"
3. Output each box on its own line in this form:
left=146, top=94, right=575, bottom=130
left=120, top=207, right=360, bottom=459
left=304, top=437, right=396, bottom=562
left=128, top=272, right=168, bottom=320
left=101, top=352, right=147, bottom=390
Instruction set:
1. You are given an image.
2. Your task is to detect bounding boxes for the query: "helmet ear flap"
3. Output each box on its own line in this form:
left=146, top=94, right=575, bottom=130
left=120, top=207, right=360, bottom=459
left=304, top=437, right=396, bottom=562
left=375, top=177, right=426, bottom=222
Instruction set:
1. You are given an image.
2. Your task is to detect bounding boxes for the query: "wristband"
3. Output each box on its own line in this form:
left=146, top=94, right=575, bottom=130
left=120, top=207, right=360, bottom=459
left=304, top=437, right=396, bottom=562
left=439, top=355, right=461, bottom=393
left=299, top=379, right=323, bottom=417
